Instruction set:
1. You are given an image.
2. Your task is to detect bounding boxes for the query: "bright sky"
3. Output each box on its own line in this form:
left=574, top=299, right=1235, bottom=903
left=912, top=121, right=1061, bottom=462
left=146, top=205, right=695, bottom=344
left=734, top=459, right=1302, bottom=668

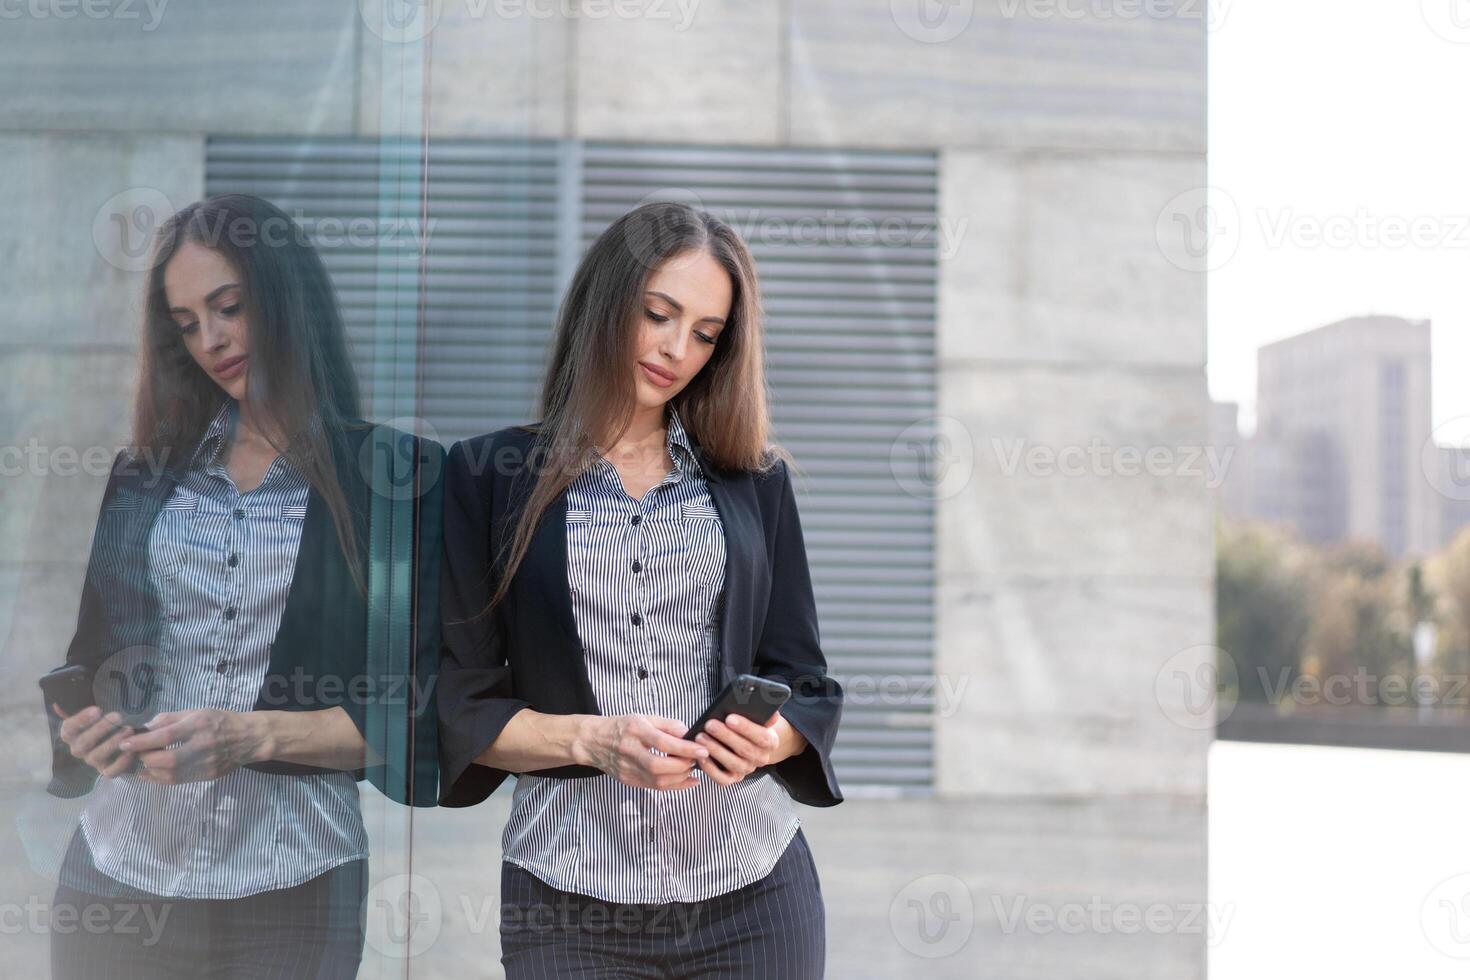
left=1208, top=0, right=1470, bottom=444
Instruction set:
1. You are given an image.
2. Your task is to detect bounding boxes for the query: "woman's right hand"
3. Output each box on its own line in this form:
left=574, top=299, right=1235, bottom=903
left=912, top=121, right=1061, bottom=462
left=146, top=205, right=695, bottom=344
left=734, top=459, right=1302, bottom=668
left=574, top=714, right=709, bottom=791
left=53, top=705, right=138, bottom=778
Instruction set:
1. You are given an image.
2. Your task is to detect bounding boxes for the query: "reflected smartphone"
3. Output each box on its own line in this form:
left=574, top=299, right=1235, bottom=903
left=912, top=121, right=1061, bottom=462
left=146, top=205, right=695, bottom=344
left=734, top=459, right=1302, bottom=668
left=683, top=674, right=792, bottom=741
left=40, top=664, right=140, bottom=773
left=39, top=664, right=94, bottom=717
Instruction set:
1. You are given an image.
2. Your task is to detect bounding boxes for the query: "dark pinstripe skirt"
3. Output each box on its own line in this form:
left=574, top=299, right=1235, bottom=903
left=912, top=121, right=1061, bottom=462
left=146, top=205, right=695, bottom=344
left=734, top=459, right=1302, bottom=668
left=49, top=828, right=366, bottom=979
left=499, top=826, right=826, bottom=979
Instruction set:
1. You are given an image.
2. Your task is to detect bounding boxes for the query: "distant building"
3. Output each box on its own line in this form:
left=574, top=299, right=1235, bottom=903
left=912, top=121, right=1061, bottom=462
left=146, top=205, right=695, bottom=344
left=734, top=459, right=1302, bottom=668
left=1217, top=316, right=1445, bottom=557
left=1209, top=401, right=1246, bottom=518
left=1436, top=446, right=1470, bottom=549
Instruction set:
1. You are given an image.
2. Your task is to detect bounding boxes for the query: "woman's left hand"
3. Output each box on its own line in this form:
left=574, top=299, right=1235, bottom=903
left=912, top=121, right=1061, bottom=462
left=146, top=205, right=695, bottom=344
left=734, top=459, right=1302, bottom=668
left=118, top=709, right=268, bottom=785
left=694, top=711, right=806, bottom=787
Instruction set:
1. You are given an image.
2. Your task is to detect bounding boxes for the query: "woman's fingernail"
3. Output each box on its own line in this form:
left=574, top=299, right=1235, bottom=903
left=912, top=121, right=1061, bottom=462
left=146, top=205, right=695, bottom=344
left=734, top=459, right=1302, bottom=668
left=119, top=741, right=132, bottom=751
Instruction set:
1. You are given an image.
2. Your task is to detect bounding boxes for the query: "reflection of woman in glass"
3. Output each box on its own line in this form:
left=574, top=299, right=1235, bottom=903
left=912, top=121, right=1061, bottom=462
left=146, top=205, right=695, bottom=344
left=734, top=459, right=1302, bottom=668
left=44, top=194, right=440, bottom=978
left=438, top=202, right=844, bottom=978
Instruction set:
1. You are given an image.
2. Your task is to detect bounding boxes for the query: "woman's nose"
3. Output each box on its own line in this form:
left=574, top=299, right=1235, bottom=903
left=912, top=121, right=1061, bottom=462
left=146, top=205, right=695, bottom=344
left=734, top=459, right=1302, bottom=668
left=661, top=327, right=689, bottom=360
left=199, top=318, right=230, bottom=351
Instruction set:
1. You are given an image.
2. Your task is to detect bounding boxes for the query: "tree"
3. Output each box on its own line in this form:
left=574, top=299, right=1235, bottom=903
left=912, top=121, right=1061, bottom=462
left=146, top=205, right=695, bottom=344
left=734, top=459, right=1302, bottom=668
left=1426, top=527, right=1470, bottom=679
left=1216, top=520, right=1314, bottom=704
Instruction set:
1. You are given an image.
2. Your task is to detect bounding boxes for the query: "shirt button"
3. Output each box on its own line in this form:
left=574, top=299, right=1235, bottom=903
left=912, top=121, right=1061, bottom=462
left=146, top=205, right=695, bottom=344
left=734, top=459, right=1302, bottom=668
left=224, top=607, right=237, bottom=621
left=216, top=661, right=229, bottom=674
left=227, top=553, right=239, bottom=568
left=233, top=508, right=245, bottom=520
left=630, top=514, right=642, bottom=526
left=637, top=667, right=649, bottom=679
left=631, top=560, right=642, bottom=573
left=630, top=612, right=642, bottom=627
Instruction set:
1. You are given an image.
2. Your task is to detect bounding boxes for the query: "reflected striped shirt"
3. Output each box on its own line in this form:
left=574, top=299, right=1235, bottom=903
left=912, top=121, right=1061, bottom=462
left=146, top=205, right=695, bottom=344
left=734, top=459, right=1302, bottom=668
left=76, top=399, right=368, bottom=899
left=501, top=407, right=799, bottom=904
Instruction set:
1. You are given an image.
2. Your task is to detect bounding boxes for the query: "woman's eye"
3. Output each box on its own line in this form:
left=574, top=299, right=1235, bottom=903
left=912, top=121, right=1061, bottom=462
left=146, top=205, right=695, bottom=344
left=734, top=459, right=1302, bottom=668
left=646, top=310, right=669, bottom=323
left=696, top=332, right=717, bottom=346
left=178, top=322, right=198, bottom=335
left=221, top=304, right=241, bottom=316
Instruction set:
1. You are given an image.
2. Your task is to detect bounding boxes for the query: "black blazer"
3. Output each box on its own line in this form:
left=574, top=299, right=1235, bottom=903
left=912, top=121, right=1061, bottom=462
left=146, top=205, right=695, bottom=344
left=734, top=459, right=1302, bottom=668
left=45, top=420, right=442, bottom=807
left=436, top=423, right=845, bottom=809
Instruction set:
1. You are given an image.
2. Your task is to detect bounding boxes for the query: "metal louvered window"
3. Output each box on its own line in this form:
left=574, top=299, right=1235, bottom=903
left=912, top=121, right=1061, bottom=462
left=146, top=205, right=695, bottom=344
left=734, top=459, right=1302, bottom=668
left=206, top=136, right=938, bottom=794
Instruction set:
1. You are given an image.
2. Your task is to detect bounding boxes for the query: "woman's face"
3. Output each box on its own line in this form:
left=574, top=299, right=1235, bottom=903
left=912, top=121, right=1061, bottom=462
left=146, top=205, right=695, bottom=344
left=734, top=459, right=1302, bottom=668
left=632, top=249, right=731, bottom=412
left=164, top=240, right=251, bottom=401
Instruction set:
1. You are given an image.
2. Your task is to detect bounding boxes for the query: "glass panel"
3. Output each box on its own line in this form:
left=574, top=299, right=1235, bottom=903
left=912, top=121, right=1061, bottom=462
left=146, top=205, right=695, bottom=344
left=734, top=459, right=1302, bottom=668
left=0, top=4, right=431, bottom=975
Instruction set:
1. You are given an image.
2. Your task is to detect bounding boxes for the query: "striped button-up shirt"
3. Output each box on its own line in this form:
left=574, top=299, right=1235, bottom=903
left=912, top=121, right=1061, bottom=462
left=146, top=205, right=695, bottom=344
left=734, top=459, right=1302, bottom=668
left=501, top=407, right=799, bottom=904
left=76, top=400, right=368, bottom=899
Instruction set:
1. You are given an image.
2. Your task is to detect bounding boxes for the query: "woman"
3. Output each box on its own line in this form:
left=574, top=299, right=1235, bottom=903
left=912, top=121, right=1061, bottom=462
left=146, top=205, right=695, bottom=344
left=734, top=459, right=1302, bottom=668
left=43, top=193, right=440, bottom=978
left=438, top=201, right=844, bottom=978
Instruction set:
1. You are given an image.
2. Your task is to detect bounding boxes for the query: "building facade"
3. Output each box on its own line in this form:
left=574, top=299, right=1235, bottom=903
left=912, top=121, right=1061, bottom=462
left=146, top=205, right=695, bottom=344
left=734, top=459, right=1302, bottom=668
left=1219, top=316, right=1443, bottom=558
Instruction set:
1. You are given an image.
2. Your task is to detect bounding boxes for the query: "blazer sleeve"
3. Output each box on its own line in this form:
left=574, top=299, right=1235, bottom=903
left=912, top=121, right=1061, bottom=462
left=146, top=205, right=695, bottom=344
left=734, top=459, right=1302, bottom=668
left=435, top=437, right=532, bottom=807
left=224, top=427, right=440, bottom=806
left=45, top=450, right=129, bottom=799
left=752, top=458, right=845, bottom=807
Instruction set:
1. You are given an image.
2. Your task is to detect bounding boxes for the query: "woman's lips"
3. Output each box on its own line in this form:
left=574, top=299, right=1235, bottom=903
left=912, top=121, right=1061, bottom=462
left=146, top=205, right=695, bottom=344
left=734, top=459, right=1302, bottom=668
left=639, top=361, right=676, bottom=388
left=214, top=355, right=248, bottom=380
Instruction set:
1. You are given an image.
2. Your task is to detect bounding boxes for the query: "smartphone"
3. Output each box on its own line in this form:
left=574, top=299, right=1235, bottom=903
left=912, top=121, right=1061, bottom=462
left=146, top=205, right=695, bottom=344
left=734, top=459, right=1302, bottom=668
left=41, top=664, right=142, bottom=774
left=39, top=664, right=94, bottom=717
left=683, top=674, right=792, bottom=741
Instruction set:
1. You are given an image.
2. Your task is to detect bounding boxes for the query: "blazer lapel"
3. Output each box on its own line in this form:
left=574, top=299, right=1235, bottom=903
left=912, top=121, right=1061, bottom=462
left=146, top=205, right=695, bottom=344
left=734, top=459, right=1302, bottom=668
left=500, top=428, right=604, bottom=707
left=526, top=490, right=581, bottom=646
left=700, top=460, right=770, bottom=683
left=271, top=483, right=332, bottom=641
left=117, top=461, right=179, bottom=564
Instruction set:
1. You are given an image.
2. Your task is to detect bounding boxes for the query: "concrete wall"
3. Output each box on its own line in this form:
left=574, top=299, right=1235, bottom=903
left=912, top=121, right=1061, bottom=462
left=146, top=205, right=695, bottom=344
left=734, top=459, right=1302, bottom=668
left=936, top=149, right=1211, bottom=798
left=1, top=2, right=1209, bottom=976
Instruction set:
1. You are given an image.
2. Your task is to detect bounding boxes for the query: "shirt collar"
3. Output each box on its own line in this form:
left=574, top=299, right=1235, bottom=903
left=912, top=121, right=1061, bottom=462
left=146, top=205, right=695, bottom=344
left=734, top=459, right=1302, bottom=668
left=665, top=405, right=699, bottom=474
left=187, top=399, right=237, bottom=472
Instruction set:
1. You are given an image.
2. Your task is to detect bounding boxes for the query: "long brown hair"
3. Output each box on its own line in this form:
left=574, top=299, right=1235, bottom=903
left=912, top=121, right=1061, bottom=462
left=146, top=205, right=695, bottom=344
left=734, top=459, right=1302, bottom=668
left=487, top=201, right=783, bottom=613
left=132, top=193, right=366, bottom=589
